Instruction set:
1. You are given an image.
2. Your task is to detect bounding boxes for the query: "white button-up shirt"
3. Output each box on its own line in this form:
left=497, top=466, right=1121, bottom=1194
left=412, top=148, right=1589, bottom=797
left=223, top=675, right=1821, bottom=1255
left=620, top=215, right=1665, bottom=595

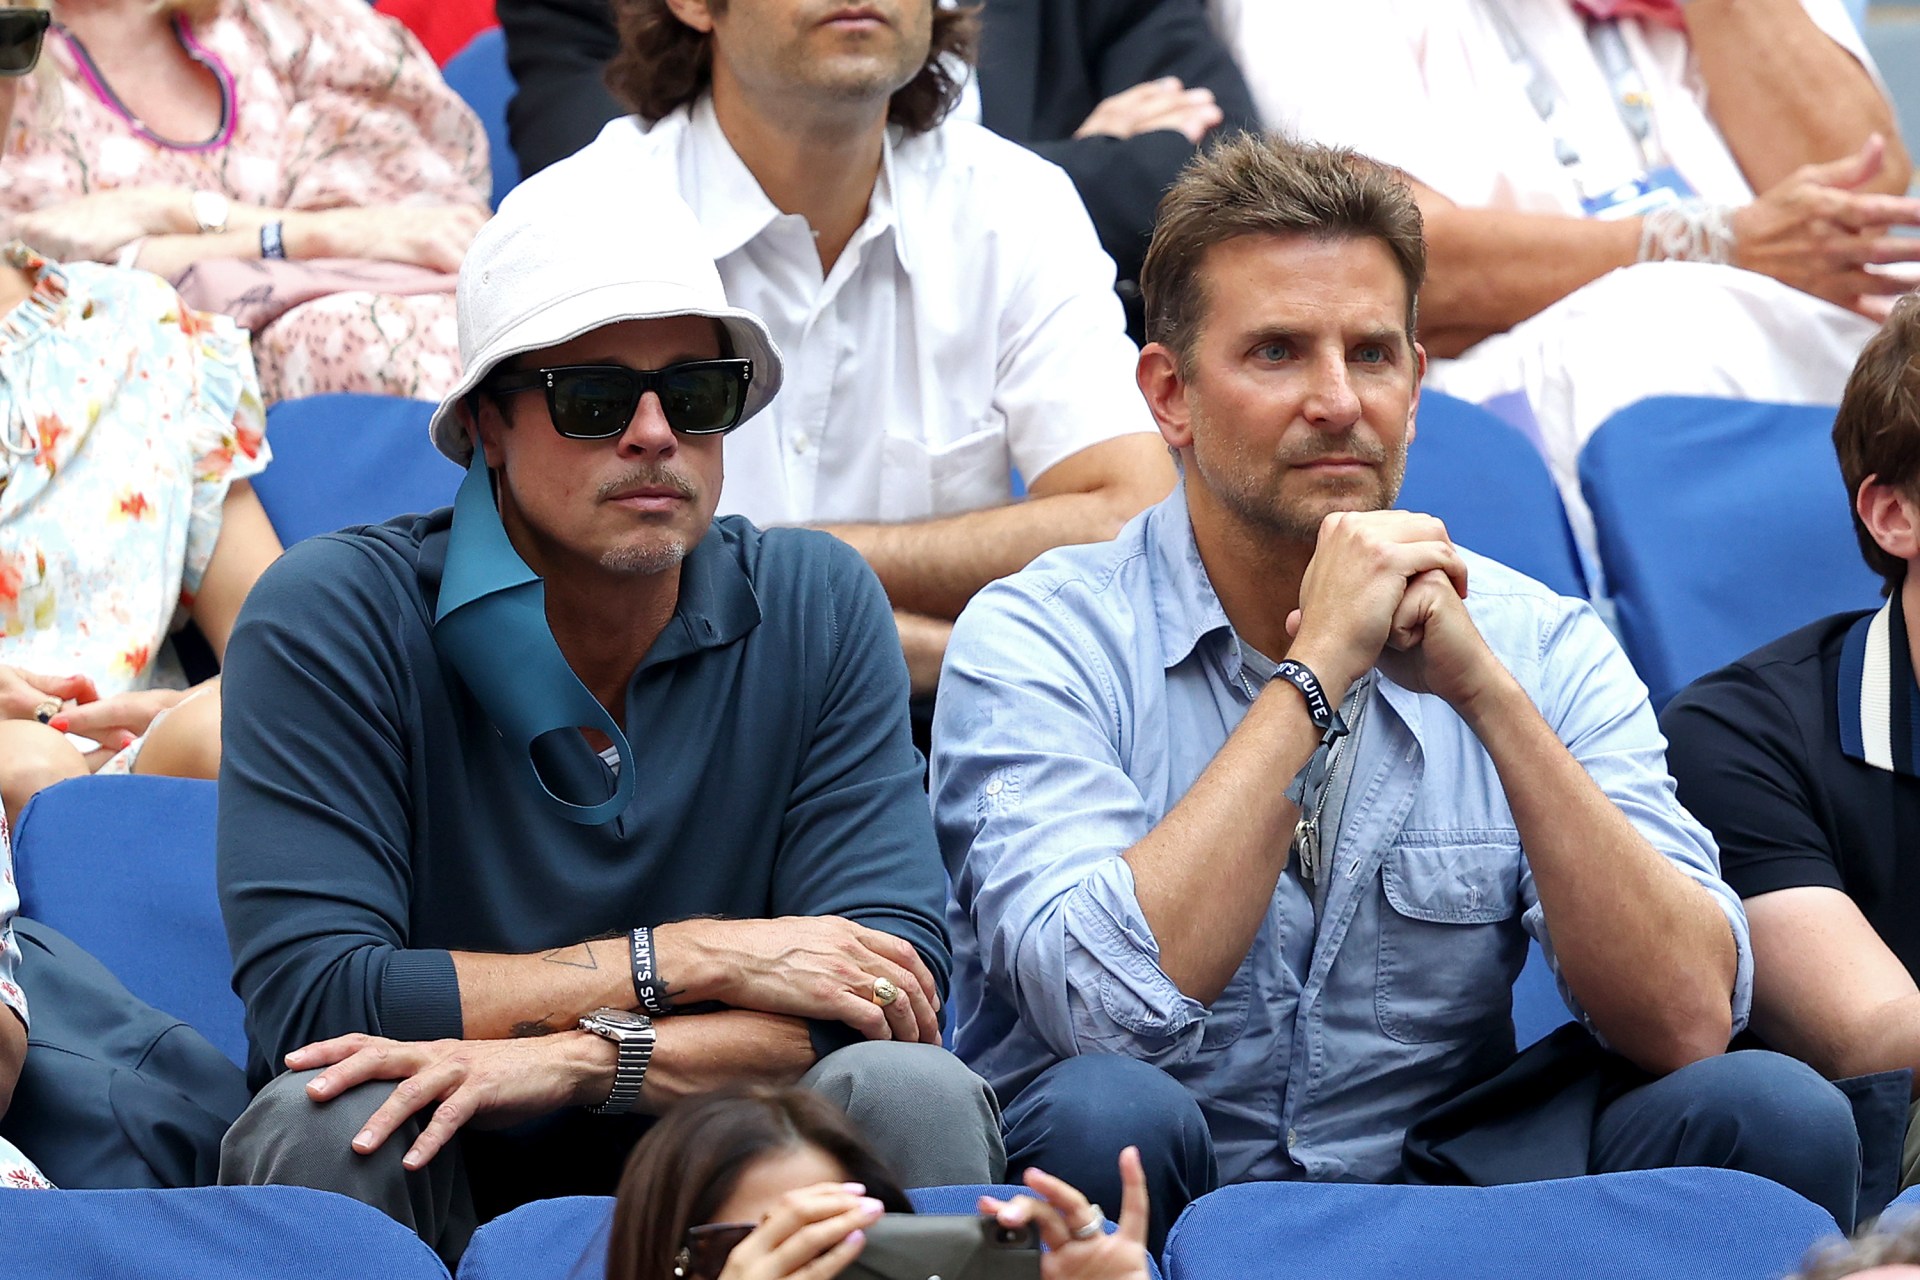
left=560, top=99, right=1156, bottom=526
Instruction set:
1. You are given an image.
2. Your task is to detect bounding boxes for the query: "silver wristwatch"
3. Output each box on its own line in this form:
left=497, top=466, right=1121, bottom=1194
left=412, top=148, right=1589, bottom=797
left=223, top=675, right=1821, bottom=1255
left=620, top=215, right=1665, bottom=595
left=578, top=1007, right=654, bottom=1115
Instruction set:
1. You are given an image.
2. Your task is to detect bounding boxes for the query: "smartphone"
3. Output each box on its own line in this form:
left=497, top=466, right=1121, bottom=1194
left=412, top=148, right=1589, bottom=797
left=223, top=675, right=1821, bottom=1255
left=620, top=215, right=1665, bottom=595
left=845, top=1213, right=1042, bottom=1279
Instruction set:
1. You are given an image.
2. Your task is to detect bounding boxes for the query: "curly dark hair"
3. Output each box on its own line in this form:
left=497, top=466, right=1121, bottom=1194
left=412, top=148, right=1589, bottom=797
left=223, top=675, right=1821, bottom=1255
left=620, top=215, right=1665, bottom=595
left=606, top=0, right=978, bottom=136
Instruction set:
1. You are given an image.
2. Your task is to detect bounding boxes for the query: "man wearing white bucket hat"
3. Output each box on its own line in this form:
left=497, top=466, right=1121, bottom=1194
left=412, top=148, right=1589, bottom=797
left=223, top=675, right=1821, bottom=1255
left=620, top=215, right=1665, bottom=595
left=212, top=168, right=1002, bottom=1261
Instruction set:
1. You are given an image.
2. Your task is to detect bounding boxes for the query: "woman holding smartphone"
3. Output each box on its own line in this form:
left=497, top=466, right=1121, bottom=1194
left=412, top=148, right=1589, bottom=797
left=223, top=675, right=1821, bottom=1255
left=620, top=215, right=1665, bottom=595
left=607, top=1086, right=1151, bottom=1280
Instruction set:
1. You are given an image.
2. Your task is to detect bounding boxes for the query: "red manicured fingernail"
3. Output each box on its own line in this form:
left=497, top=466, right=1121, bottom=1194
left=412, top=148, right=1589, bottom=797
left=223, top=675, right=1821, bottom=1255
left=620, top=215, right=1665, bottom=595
left=119, top=732, right=137, bottom=748
left=47, top=716, right=67, bottom=732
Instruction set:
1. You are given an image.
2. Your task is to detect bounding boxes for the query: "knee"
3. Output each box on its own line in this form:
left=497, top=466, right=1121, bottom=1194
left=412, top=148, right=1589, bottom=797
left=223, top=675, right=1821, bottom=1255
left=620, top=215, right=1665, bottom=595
left=133, top=686, right=222, bottom=781
left=0, top=721, right=87, bottom=825
left=1673, top=1051, right=1861, bottom=1217
left=1680, top=1051, right=1857, bottom=1149
left=220, top=1068, right=402, bottom=1187
left=811, top=1042, right=996, bottom=1122
left=1009, top=1055, right=1213, bottom=1178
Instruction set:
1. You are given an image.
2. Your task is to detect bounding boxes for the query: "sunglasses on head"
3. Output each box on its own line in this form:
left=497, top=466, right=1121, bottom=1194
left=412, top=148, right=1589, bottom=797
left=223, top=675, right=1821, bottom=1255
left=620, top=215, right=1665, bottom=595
left=487, top=359, right=754, bottom=439
left=0, top=8, right=47, bottom=78
left=672, top=1222, right=755, bottom=1279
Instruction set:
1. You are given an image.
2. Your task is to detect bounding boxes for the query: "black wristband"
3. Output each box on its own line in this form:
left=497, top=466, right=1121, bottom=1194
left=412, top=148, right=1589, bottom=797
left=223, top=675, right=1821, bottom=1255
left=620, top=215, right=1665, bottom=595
left=260, top=220, right=286, bottom=261
left=628, top=926, right=674, bottom=1016
left=1275, top=659, right=1350, bottom=745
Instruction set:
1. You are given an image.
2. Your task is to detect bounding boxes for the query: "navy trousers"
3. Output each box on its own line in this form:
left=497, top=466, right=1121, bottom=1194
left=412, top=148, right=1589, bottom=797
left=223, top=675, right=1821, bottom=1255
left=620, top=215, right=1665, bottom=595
left=1003, top=1049, right=1862, bottom=1252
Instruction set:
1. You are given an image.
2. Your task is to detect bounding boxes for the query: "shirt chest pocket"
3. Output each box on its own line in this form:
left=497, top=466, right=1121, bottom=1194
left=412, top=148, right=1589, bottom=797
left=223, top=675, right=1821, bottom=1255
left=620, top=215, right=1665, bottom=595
left=877, top=418, right=1011, bottom=522
left=1374, top=834, right=1527, bottom=1045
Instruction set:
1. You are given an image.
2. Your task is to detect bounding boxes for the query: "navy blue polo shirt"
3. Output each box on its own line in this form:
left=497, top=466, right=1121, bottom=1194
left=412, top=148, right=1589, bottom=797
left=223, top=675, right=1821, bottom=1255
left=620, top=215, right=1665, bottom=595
left=1662, top=593, right=1920, bottom=981
left=218, top=508, right=948, bottom=1091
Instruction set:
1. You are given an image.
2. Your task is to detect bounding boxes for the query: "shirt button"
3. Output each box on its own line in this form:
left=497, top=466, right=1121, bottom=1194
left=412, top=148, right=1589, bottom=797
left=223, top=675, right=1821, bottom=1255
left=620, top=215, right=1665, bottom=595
left=1286, top=1128, right=1299, bottom=1146
left=984, top=778, right=1004, bottom=796
left=791, top=432, right=811, bottom=455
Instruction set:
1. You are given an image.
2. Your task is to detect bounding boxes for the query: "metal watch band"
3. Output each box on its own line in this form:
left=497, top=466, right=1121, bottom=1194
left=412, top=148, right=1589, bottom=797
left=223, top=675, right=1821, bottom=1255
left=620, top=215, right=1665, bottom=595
left=580, top=1011, right=655, bottom=1116
left=628, top=926, right=674, bottom=1016
left=1274, top=659, right=1350, bottom=745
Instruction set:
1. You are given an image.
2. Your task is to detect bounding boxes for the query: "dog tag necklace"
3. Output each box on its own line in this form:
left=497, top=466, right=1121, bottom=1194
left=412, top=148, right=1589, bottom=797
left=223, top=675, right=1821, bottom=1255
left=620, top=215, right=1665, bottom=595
left=1292, top=691, right=1368, bottom=888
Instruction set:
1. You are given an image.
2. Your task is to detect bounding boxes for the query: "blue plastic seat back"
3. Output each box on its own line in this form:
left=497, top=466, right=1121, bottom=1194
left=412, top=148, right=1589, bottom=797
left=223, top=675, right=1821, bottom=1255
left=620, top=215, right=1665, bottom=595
left=1578, top=397, right=1882, bottom=709
left=256, top=394, right=460, bottom=546
left=1512, top=940, right=1572, bottom=1049
left=0, top=1185, right=452, bottom=1279
left=1163, top=1168, right=1843, bottom=1280
left=1399, top=391, right=1586, bottom=598
left=457, top=1195, right=608, bottom=1280
left=443, top=27, right=521, bottom=210
left=457, top=1187, right=1161, bottom=1279
left=11, top=775, right=246, bottom=1068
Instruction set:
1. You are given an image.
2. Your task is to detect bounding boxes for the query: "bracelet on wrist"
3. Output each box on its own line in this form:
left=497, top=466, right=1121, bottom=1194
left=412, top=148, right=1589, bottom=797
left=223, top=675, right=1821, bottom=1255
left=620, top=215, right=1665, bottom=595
left=260, top=221, right=286, bottom=261
left=1274, top=659, right=1350, bottom=748
left=628, top=926, right=675, bottom=1016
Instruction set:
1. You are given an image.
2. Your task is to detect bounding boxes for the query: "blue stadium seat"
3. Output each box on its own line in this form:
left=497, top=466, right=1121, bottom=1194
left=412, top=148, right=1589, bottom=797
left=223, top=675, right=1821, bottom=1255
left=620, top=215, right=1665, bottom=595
left=1887, top=1182, right=1920, bottom=1219
left=1162, top=1168, right=1843, bottom=1280
left=12, top=775, right=245, bottom=1068
left=1512, top=941, right=1571, bottom=1050
left=1578, top=397, right=1882, bottom=709
left=1400, top=391, right=1586, bottom=598
left=456, top=1195, right=607, bottom=1280
left=0, top=1186, right=451, bottom=1279
left=256, top=394, right=460, bottom=545
left=443, top=27, right=522, bottom=210
left=457, top=1187, right=1160, bottom=1279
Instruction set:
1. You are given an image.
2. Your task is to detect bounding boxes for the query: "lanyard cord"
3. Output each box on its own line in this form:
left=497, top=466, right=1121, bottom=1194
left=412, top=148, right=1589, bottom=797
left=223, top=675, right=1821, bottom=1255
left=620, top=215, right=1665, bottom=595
left=1478, top=0, right=1672, bottom=188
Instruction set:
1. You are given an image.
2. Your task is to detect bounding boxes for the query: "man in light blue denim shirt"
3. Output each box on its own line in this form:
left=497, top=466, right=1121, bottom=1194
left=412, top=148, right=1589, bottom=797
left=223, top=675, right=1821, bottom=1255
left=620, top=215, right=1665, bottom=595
left=933, top=134, right=1863, bottom=1247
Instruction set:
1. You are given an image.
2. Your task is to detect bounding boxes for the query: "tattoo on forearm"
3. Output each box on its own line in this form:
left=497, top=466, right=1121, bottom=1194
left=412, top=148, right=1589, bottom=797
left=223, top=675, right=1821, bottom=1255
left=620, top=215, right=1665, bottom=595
left=511, top=1016, right=561, bottom=1038
left=541, top=943, right=599, bottom=971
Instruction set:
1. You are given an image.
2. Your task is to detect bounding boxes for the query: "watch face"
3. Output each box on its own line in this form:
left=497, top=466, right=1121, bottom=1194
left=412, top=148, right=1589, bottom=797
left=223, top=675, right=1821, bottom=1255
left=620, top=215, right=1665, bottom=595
left=591, top=1009, right=649, bottom=1031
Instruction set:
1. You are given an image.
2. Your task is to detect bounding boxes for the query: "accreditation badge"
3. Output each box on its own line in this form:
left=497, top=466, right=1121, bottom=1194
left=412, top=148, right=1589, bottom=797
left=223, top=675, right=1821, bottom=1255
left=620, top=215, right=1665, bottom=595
left=1580, top=165, right=1698, bottom=220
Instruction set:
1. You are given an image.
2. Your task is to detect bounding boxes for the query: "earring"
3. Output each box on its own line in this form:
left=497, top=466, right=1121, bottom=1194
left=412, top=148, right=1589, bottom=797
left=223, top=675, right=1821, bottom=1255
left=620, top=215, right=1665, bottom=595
left=672, top=1246, right=691, bottom=1278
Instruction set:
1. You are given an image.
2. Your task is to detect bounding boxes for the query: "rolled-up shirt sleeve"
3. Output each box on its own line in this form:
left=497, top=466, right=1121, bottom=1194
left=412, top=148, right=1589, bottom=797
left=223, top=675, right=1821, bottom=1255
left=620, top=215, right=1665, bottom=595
left=933, top=576, right=1210, bottom=1066
left=1520, top=594, right=1755, bottom=1037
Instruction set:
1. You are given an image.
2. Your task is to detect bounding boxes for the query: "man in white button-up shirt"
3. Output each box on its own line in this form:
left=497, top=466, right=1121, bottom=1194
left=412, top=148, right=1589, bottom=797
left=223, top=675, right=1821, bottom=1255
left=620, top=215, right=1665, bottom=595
left=544, top=0, right=1176, bottom=691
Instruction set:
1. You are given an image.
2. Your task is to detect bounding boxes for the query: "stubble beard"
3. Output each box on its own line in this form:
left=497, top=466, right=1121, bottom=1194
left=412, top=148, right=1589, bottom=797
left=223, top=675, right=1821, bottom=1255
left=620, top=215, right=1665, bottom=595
left=1192, top=410, right=1407, bottom=545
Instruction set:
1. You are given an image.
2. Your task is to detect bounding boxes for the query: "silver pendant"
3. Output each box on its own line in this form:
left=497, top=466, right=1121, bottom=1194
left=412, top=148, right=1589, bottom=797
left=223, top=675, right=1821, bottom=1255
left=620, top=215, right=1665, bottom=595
left=1294, top=816, right=1320, bottom=884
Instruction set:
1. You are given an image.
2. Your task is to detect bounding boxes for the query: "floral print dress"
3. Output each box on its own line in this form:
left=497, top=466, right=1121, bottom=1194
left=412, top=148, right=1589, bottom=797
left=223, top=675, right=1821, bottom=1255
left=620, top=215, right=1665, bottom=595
left=0, top=245, right=268, bottom=710
left=0, top=810, right=50, bottom=1189
left=0, top=0, right=488, bottom=402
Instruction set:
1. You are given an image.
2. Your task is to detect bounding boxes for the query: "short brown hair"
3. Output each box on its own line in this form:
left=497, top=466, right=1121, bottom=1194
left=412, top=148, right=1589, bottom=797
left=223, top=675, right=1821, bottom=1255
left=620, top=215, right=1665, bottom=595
left=1141, top=133, right=1427, bottom=373
left=1833, top=293, right=1920, bottom=596
left=606, top=0, right=978, bottom=136
left=604, top=1085, right=913, bottom=1280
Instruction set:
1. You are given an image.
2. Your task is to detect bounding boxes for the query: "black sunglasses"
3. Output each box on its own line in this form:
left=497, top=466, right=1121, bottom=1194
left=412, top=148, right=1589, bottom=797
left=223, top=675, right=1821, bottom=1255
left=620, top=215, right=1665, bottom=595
left=487, top=359, right=754, bottom=439
left=0, top=9, right=48, bottom=78
left=672, top=1222, right=755, bottom=1279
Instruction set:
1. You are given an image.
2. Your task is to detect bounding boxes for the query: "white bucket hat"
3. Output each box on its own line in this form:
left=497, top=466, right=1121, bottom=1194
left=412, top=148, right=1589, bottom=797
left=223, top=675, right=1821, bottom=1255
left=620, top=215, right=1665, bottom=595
left=427, top=158, right=784, bottom=465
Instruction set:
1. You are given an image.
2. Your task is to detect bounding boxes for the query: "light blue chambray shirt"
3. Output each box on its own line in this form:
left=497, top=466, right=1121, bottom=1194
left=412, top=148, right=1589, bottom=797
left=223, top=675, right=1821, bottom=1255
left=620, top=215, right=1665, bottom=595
left=930, top=485, right=1753, bottom=1187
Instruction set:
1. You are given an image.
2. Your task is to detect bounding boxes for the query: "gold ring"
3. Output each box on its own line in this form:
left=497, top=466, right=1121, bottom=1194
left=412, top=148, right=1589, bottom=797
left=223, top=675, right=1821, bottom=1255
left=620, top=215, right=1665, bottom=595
left=32, top=699, right=60, bottom=725
left=872, top=977, right=900, bottom=1007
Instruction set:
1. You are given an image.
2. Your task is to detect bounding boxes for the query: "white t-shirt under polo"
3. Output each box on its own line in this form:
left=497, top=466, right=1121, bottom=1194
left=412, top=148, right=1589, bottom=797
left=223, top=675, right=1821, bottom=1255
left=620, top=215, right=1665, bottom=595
left=563, top=99, right=1156, bottom=527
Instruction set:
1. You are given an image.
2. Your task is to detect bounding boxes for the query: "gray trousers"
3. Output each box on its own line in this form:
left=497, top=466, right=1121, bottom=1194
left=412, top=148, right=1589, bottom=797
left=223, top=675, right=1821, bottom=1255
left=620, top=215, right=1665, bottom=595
left=218, top=1041, right=1004, bottom=1267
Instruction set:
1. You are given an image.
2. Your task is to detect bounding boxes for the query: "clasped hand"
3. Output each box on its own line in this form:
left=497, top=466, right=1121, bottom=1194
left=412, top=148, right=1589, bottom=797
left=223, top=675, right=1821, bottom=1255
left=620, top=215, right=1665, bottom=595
left=1286, top=510, right=1501, bottom=707
left=668, top=916, right=943, bottom=1045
